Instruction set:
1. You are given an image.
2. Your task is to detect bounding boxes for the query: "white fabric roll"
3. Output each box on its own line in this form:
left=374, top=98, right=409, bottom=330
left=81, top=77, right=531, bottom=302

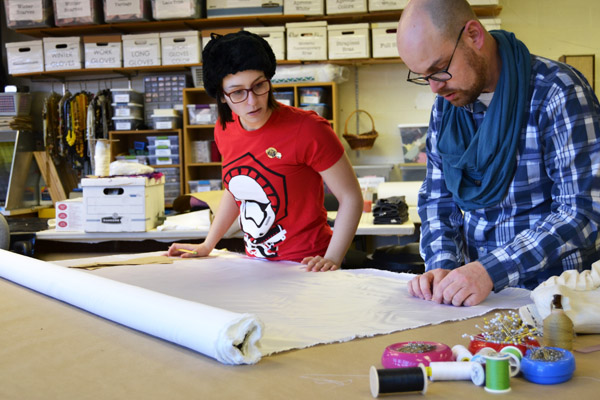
left=0, top=250, right=263, bottom=365
left=94, top=139, right=111, bottom=177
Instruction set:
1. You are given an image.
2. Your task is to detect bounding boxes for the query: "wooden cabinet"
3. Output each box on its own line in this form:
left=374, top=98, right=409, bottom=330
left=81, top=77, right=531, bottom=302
left=182, top=82, right=338, bottom=193
left=108, top=129, right=184, bottom=207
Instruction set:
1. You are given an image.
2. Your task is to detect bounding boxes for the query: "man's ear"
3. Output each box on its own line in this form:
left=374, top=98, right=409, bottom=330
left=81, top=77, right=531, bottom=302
left=464, top=19, right=486, bottom=50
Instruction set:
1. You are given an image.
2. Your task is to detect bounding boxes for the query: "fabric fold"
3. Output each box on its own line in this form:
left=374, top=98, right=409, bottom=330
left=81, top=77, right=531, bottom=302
left=0, top=250, right=264, bottom=365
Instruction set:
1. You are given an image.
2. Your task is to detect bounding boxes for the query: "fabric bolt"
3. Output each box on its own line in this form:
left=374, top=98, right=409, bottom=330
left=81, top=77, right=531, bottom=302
left=216, top=103, right=345, bottom=262
left=0, top=250, right=263, bottom=365
left=52, top=251, right=531, bottom=358
left=419, top=54, right=600, bottom=292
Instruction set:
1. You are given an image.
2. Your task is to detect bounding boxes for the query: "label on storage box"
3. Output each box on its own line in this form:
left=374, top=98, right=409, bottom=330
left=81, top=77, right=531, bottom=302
left=284, top=0, right=323, bottom=15
left=85, top=43, right=121, bottom=68
left=330, top=35, right=368, bottom=58
left=326, top=0, right=367, bottom=14
left=8, top=0, right=43, bottom=21
left=106, top=0, right=141, bottom=15
left=155, top=0, right=196, bottom=18
left=55, top=0, right=92, bottom=19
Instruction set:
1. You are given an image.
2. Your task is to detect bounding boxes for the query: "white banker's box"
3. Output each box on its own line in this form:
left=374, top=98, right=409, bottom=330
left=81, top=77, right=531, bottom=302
left=82, top=175, right=165, bottom=232
left=328, top=23, right=370, bottom=60
left=286, top=21, right=327, bottom=61
left=371, top=22, right=399, bottom=58
left=55, top=198, right=84, bottom=232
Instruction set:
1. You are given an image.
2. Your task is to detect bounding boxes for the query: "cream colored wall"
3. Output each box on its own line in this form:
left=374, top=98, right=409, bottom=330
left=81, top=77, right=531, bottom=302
left=341, top=0, right=600, bottom=180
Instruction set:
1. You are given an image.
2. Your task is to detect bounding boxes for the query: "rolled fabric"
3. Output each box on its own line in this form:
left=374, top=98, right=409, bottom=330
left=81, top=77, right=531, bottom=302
left=0, top=250, right=263, bottom=365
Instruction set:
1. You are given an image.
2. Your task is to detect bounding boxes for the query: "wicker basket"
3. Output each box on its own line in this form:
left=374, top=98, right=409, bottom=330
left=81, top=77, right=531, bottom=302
left=342, top=109, right=378, bottom=150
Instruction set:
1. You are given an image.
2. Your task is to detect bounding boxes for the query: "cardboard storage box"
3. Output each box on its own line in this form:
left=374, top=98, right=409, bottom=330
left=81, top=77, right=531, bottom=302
left=82, top=175, right=165, bottom=232
left=371, top=22, right=399, bottom=58
left=284, top=0, right=324, bottom=15
left=104, top=0, right=152, bottom=22
left=4, top=0, right=54, bottom=28
left=151, top=0, right=203, bottom=20
left=122, top=33, right=161, bottom=67
left=328, top=23, right=370, bottom=60
left=53, top=0, right=103, bottom=26
left=84, top=35, right=122, bottom=69
left=5, top=40, right=44, bottom=75
left=160, top=31, right=201, bottom=65
left=244, top=26, right=286, bottom=61
left=55, top=198, right=84, bottom=232
left=286, top=21, right=327, bottom=61
left=368, top=0, right=407, bottom=11
left=43, top=37, right=83, bottom=71
left=326, top=0, right=366, bottom=14
left=207, top=0, right=283, bottom=18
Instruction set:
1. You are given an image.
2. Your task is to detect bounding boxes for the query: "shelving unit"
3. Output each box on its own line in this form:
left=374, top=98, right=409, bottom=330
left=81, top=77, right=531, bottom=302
left=10, top=6, right=502, bottom=79
left=182, top=82, right=338, bottom=193
left=108, top=129, right=184, bottom=207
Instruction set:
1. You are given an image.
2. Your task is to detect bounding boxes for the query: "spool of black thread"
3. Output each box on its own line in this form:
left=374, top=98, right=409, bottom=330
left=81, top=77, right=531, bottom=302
left=369, top=364, right=428, bottom=397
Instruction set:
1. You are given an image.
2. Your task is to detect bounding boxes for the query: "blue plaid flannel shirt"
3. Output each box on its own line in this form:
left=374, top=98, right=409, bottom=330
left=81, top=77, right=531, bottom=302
left=418, top=55, right=600, bottom=291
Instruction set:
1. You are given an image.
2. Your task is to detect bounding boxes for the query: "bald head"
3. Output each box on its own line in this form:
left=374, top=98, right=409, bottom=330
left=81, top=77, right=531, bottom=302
left=397, top=0, right=478, bottom=72
left=402, top=0, right=476, bottom=38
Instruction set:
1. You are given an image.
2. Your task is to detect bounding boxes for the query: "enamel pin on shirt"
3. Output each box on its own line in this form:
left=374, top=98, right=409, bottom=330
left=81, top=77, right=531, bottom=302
left=266, top=147, right=282, bottom=159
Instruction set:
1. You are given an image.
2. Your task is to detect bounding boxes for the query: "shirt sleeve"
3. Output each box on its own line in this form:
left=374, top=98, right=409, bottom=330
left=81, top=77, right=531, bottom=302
left=418, top=98, right=467, bottom=271
left=296, top=111, right=345, bottom=172
left=480, top=72, right=600, bottom=292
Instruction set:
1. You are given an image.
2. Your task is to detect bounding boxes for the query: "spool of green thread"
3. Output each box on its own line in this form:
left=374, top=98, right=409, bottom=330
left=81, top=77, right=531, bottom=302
left=484, top=353, right=511, bottom=393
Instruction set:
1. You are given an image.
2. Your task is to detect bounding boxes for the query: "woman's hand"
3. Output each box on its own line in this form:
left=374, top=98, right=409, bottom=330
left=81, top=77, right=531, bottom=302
left=166, top=242, right=213, bottom=258
left=301, top=255, right=340, bottom=272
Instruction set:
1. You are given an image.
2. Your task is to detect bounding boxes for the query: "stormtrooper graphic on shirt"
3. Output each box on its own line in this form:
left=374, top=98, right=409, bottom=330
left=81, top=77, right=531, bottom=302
left=223, top=153, right=288, bottom=259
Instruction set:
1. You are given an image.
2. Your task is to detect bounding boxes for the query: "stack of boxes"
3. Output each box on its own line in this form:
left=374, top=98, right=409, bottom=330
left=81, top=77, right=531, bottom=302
left=147, top=135, right=181, bottom=205
left=111, top=88, right=145, bottom=131
left=4, top=0, right=502, bottom=72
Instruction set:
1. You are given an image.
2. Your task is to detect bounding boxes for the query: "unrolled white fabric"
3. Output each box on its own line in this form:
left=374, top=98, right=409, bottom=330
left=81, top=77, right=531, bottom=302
left=519, top=261, right=600, bottom=334
left=0, top=250, right=263, bottom=365
left=54, top=251, right=532, bottom=357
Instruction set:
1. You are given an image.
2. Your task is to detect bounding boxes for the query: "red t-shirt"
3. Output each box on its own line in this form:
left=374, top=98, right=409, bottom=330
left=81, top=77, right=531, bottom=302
left=215, top=104, right=345, bottom=262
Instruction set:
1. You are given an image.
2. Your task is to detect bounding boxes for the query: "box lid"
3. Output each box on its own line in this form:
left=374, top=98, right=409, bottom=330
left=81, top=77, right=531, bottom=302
left=159, top=30, right=200, bottom=38
left=83, top=35, right=122, bottom=43
left=42, top=36, right=81, bottom=44
left=81, top=175, right=165, bottom=187
left=370, top=22, right=399, bottom=29
left=244, top=26, right=285, bottom=33
left=122, top=33, right=160, bottom=41
left=5, top=40, right=43, bottom=49
left=286, top=21, right=327, bottom=29
left=327, top=23, right=369, bottom=31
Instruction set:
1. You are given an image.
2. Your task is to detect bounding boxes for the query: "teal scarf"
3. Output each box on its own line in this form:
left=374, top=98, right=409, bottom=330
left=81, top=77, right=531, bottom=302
left=437, top=30, right=531, bottom=211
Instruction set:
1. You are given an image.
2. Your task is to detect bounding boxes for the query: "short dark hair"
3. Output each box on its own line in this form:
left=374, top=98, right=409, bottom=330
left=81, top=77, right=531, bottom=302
left=202, top=31, right=279, bottom=130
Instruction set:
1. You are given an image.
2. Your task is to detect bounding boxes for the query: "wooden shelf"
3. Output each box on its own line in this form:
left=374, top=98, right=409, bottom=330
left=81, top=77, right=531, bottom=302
left=14, top=6, right=501, bottom=38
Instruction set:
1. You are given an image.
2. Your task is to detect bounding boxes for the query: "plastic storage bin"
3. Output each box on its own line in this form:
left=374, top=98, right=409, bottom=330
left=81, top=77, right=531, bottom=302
left=300, top=103, right=329, bottom=119
left=188, top=179, right=221, bottom=192
left=147, top=135, right=179, bottom=147
left=116, top=155, right=148, bottom=164
left=111, top=88, right=144, bottom=105
left=155, top=167, right=180, bottom=183
left=112, top=116, right=144, bottom=131
left=112, top=103, right=144, bottom=119
left=104, top=0, right=152, bottom=22
left=187, top=104, right=217, bottom=125
left=299, top=87, right=326, bottom=104
left=4, top=0, right=54, bottom=28
left=273, top=91, right=294, bottom=106
left=148, top=154, right=180, bottom=165
left=150, top=115, right=182, bottom=130
left=148, top=144, right=179, bottom=156
left=164, top=181, right=181, bottom=201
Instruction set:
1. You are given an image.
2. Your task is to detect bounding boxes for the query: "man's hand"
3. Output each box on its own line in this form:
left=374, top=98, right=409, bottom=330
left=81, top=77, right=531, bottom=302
left=407, top=269, right=450, bottom=301
left=431, top=262, right=493, bottom=306
left=407, top=262, right=494, bottom=306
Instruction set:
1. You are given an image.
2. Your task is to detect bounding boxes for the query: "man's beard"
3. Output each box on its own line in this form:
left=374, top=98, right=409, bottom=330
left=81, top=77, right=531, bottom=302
left=441, top=46, right=488, bottom=107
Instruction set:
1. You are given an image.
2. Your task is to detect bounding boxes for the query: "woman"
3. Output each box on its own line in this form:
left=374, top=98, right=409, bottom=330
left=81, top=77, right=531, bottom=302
left=167, top=31, right=363, bottom=272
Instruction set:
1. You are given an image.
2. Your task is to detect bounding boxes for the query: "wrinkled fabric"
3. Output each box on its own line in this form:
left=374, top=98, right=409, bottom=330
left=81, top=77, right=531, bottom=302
left=56, top=251, right=531, bottom=356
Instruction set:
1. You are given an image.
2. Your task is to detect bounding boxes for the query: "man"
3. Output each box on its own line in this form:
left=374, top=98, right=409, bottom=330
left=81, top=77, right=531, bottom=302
left=397, top=0, right=600, bottom=306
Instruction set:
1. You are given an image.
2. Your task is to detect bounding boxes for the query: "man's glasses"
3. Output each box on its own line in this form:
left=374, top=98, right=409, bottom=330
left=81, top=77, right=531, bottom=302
left=223, top=80, right=271, bottom=104
left=406, top=25, right=466, bottom=86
